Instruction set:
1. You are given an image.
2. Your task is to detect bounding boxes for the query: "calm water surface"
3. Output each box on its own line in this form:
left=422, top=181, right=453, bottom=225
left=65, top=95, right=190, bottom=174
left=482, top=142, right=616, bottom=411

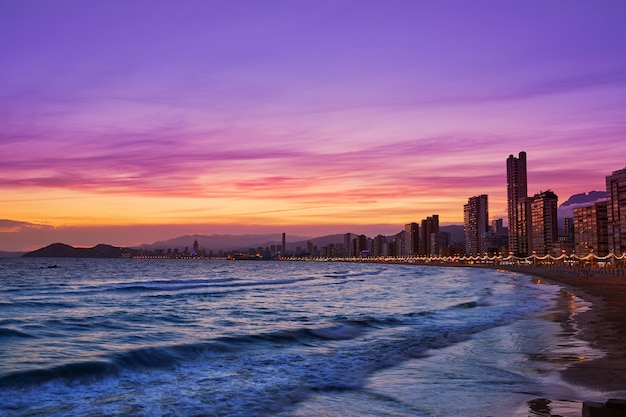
left=0, top=258, right=606, bottom=416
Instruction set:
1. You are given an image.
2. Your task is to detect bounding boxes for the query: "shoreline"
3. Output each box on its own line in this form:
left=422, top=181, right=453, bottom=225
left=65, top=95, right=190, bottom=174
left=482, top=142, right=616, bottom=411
left=491, top=265, right=626, bottom=395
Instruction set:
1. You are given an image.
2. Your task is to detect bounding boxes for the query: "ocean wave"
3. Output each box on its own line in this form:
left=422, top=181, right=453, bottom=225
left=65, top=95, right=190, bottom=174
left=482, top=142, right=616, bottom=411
left=0, top=327, right=34, bottom=339
left=1, top=300, right=77, bottom=309
left=112, top=277, right=239, bottom=292
left=308, top=324, right=364, bottom=340
left=0, top=301, right=511, bottom=391
left=111, top=276, right=319, bottom=293
left=0, top=360, right=114, bottom=388
left=324, top=267, right=386, bottom=280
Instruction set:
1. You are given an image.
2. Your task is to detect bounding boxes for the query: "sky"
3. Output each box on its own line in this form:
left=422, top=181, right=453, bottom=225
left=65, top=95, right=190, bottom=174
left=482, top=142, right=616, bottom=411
left=1, top=0, right=626, bottom=251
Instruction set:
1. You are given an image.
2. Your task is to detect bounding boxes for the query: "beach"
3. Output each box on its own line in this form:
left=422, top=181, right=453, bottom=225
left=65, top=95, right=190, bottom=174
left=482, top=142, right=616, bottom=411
left=496, top=265, right=626, bottom=395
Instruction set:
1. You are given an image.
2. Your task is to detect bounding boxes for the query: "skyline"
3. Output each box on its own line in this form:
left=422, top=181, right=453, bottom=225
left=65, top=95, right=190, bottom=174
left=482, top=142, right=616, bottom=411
left=2, top=1, right=626, bottom=251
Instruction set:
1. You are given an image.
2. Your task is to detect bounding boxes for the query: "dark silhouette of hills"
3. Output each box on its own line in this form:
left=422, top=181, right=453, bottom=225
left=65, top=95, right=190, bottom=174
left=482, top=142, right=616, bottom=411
left=558, top=191, right=607, bottom=219
left=20, top=226, right=466, bottom=258
left=135, top=227, right=465, bottom=253
left=22, top=243, right=135, bottom=258
left=136, top=233, right=314, bottom=253
left=441, top=224, right=464, bottom=243
left=560, top=191, right=606, bottom=207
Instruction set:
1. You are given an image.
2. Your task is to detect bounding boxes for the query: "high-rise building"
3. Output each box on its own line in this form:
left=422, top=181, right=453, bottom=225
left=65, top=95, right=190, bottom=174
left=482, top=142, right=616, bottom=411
left=282, top=233, right=286, bottom=254
left=344, top=233, right=352, bottom=257
left=431, top=231, right=450, bottom=256
left=393, top=231, right=405, bottom=257
left=606, top=167, right=626, bottom=255
left=507, top=152, right=528, bottom=256
left=405, top=223, right=419, bottom=256
left=563, top=218, right=574, bottom=240
left=530, top=190, right=558, bottom=256
left=491, top=219, right=505, bottom=235
left=421, top=215, right=439, bottom=255
left=483, top=218, right=508, bottom=255
left=464, top=195, right=489, bottom=255
left=373, top=235, right=388, bottom=257
left=574, top=201, right=608, bottom=256
left=517, top=197, right=533, bottom=256
left=554, top=217, right=576, bottom=256
left=192, top=239, right=199, bottom=255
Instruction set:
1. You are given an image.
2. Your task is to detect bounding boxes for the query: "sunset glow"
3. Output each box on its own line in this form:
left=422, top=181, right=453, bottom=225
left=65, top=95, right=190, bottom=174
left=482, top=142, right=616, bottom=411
left=1, top=1, right=626, bottom=251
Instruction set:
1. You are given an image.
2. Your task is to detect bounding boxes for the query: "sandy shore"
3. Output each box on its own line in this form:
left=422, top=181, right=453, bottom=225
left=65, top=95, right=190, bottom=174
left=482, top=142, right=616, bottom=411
left=494, top=265, right=626, bottom=395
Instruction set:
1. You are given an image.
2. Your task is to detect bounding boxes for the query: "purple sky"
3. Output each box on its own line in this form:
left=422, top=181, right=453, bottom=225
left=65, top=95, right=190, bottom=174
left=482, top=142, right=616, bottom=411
left=1, top=1, right=626, bottom=251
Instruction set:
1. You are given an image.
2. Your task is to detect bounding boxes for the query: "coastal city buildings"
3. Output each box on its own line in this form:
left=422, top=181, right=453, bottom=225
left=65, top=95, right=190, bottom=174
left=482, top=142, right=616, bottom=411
left=405, top=222, right=420, bottom=256
left=607, top=167, right=626, bottom=255
left=464, top=195, right=489, bottom=255
left=94, top=153, right=626, bottom=261
left=506, top=153, right=559, bottom=257
left=574, top=201, right=608, bottom=256
left=481, top=219, right=508, bottom=255
left=530, top=190, right=559, bottom=256
left=563, top=218, right=574, bottom=241
left=431, top=231, right=451, bottom=256
left=344, top=233, right=352, bottom=257
left=507, top=152, right=528, bottom=256
left=502, top=154, right=626, bottom=259
left=421, top=215, right=439, bottom=255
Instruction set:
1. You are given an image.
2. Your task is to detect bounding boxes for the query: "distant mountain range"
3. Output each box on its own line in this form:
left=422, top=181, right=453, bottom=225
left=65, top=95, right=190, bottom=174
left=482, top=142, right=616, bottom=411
left=20, top=226, right=466, bottom=258
left=134, top=226, right=466, bottom=253
left=557, top=190, right=607, bottom=219
left=136, top=233, right=312, bottom=253
left=136, top=232, right=367, bottom=253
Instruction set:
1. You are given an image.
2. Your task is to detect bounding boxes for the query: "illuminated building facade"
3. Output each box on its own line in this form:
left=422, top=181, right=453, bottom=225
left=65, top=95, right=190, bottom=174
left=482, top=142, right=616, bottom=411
left=530, top=190, right=558, bottom=256
left=421, top=215, right=439, bottom=255
left=507, top=152, right=528, bottom=256
left=606, top=167, right=626, bottom=255
left=574, top=201, right=608, bottom=256
left=464, top=195, right=488, bottom=255
left=404, top=222, right=419, bottom=256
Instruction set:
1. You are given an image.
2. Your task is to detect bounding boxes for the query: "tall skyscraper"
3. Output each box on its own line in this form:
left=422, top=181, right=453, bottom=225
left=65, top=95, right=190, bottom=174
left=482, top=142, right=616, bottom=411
left=530, top=190, right=558, bottom=256
left=464, top=195, right=489, bottom=255
left=405, top=223, right=419, bottom=256
left=421, top=215, right=439, bottom=255
left=507, top=152, right=528, bottom=256
left=281, top=233, right=286, bottom=255
left=606, top=167, right=626, bottom=255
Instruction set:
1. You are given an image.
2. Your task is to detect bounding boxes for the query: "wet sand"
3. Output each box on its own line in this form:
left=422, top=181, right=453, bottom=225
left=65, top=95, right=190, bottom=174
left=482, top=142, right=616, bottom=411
left=495, top=265, right=626, bottom=395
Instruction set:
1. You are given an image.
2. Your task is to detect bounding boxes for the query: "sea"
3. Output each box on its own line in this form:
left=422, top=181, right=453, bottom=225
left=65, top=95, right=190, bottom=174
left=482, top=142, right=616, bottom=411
left=0, top=258, right=611, bottom=417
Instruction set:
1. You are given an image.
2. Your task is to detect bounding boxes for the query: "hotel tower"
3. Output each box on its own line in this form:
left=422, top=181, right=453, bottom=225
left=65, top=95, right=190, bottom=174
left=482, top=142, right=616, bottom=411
left=606, top=167, right=626, bottom=255
left=507, top=152, right=528, bottom=256
left=464, top=195, right=489, bottom=255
